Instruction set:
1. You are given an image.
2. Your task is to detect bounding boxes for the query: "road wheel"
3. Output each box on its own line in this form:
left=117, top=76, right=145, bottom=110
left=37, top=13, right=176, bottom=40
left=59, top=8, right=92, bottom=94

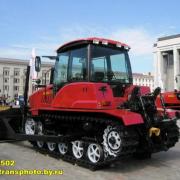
left=87, top=143, right=103, bottom=164
left=72, top=140, right=84, bottom=159
left=58, top=143, right=68, bottom=155
left=47, top=142, right=56, bottom=151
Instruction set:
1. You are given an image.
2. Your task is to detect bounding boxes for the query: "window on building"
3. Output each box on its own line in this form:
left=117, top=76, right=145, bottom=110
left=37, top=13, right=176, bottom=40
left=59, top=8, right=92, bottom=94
left=3, top=68, right=10, bottom=76
left=14, top=68, right=20, bottom=76
left=14, top=86, right=19, bottom=91
left=3, top=85, right=9, bottom=91
left=4, top=78, right=9, bottom=83
left=14, top=78, right=20, bottom=83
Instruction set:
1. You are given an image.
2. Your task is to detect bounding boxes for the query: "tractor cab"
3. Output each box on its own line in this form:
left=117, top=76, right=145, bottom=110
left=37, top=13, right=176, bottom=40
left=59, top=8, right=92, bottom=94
left=52, top=38, right=133, bottom=96
left=35, top=38, right=133, bottom=97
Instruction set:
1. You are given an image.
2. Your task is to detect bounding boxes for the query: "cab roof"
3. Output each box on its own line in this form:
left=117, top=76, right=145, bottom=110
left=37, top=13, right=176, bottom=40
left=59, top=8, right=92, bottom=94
left=56, top=37, right=130, bottom=52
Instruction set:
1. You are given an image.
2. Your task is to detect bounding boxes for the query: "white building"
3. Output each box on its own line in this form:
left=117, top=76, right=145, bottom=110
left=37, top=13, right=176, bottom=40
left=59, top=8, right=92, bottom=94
left=154, top=34, right=180, bottom=91
left=0, top=58, right=53, bottom=100
left=133, top=73, right=154, bottom=92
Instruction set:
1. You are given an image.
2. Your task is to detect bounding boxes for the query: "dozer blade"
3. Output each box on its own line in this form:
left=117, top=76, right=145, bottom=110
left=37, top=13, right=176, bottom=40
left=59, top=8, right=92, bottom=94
left=0, top=107, right=22, bottom=141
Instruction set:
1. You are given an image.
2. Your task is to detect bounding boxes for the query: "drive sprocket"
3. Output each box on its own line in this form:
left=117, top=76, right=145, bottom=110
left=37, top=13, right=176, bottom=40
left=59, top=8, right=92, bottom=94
left=103, top=125, right=122, bottom=157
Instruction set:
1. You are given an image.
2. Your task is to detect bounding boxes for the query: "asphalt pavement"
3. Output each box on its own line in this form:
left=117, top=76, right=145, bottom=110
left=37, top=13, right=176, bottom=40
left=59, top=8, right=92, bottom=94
left=0, top=141, right=180, bottom=180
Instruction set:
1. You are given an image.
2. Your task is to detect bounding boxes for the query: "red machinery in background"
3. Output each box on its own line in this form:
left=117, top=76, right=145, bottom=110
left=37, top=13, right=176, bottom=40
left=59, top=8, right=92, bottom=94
left=156, top=90, right=180, bottom=110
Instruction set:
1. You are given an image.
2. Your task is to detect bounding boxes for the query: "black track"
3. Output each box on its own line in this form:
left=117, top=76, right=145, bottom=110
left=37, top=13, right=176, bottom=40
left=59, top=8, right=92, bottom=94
left=28, top=113, right=139, bottom=170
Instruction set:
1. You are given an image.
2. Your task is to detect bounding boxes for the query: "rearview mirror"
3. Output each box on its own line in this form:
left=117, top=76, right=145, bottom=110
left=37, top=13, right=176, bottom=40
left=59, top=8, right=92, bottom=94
left=35, top=56, right=41, bottom=72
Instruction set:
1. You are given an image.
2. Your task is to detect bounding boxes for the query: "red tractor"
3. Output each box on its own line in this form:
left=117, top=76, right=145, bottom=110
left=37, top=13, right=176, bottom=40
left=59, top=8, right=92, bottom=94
left=156, top=90, right=180, bottom=110
left=0, top=37, right=179, bottom=169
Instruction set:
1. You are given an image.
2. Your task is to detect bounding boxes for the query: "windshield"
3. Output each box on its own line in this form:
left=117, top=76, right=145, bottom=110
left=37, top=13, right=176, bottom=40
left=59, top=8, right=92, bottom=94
left=91, top=45, right=132, bottom=83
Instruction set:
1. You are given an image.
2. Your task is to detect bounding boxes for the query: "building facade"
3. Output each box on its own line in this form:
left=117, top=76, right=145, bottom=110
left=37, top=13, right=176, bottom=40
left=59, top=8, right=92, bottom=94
left=154, top=34, right=180, bottom=91
left=0, top=58, right=53, bottom=100
left=133, top=73, right=154, bottom=92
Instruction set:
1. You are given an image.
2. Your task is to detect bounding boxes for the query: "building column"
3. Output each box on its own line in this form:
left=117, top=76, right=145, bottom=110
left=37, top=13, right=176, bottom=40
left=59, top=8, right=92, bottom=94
left=153, top=51, right=158, bottom=88
left=173, top=46, right=179, bottom=90
left=157, top=50, right=164, bottom=91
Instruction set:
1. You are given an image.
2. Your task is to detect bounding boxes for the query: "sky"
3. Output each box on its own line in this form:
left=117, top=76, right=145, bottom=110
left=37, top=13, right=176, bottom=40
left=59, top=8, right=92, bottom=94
left=0, top=0, right=180, bottom=73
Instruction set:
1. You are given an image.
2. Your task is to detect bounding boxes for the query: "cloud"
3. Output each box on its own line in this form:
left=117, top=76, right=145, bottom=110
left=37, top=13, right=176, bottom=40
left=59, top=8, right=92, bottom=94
left=0, top=42, right=58, bottom=59
left=168, top=25, right=176, bottom=30
left=0, top=47, right=30, bottom=59
left=0, top=25, right=156, bottom=60
left=57, top=25, right=156, bottom=56
left=110, top=28, right=156, bottom=56
left=53, top=25, right=109, bottom=48
left=11, top=42, right=58, bottom=53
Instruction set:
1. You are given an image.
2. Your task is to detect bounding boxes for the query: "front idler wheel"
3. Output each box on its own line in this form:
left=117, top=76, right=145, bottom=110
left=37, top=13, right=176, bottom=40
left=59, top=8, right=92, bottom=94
left=87, top=143, right=103, bottom=164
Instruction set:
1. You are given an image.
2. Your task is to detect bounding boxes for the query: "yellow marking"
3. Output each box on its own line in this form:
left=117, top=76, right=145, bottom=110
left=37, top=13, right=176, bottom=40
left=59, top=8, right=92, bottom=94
left=149, top=127, right=161, bottom=137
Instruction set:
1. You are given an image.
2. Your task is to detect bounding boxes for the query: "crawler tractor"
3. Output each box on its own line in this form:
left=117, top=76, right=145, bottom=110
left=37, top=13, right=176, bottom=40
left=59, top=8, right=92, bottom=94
left=0, top=37, right=179, bottom=169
